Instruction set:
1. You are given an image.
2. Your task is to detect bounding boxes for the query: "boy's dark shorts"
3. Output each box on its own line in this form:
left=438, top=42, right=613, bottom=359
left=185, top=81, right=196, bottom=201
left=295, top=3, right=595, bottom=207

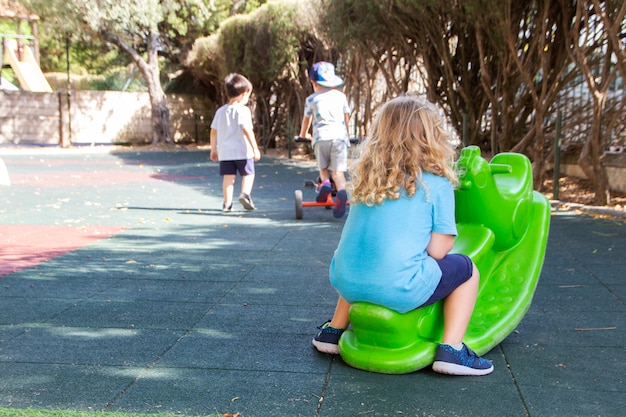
left=419, top=254, right=474, bottom=307
left=219, top=159, right=255, bottom=176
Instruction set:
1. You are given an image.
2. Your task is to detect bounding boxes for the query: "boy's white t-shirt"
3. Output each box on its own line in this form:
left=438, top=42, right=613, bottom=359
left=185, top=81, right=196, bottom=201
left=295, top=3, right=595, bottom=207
left=211, top=103, right=254, bottom=161
left=304, top=88, right=350, bottom=145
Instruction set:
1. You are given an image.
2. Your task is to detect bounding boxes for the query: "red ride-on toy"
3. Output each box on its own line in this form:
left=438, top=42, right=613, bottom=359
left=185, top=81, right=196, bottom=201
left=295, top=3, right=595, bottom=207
left=293, top=135, right=355, bottom=220
left=294, top=176, right=350, bottom=219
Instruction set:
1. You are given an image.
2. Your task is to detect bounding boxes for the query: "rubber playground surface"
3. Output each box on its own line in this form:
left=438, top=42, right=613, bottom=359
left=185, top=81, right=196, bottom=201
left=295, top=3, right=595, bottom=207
left=0, top=147, right=624, bottom=417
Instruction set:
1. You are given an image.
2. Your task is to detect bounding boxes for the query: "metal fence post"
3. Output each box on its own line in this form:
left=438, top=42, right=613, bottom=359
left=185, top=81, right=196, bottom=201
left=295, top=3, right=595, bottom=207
left=553, top=110, right=562, bottom=200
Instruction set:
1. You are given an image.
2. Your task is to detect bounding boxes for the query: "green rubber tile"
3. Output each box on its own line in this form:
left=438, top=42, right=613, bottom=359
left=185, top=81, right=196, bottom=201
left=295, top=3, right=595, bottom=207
left=0, top=363, right=143, bottom=410
left=582, top=264, right=626, bottom=285
left=1, top=271, right=114, bottom=299
left=501, top=343, right=625, bottom=392
left=222, top=277, right=339, bottom=307
left=261, top=242, right=338, bottom=267
left=504, top=310, right=625, bottom=347
left=77, top=252, right=257, bottom=282
left=610, top=284, right=626, bottom=302
left=320, top=365, right=525, bottom=417
left=242, top=263, right=332, bottom=282
left=0, top=327, right=182, bottom=367
left=267, top=234, right=342, bottom=265
left=0, top=326, right=27, bottom=345
left=531, top=283, right=626, bottom=313
left=47, top=299, right=212, bottom=330
left=111, top=368, right=326, bottom=417
left=157, top=332, right=330, bottom=374
left=88, top=278, right=237, bottom=303
left=0, top=297, right=79, bottom=325
left=537, top=262, right=605, bottom=286
left=521, top=385, right=625, bottom=417
left=191, top=303, right=334, bottom=335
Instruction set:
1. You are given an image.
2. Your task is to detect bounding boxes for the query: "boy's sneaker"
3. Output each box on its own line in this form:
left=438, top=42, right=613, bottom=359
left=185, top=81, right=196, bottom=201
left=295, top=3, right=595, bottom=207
left=316, top=180, right=333, bottom=203
left=312, top=320, right=344, bottom=354
left=238, top=193, right=255, bottom=210
left=333, top=189, right=348, bottom=218
left=432, top=343, right=494, bottom=376
left=222, top=203, right=233, bottom=212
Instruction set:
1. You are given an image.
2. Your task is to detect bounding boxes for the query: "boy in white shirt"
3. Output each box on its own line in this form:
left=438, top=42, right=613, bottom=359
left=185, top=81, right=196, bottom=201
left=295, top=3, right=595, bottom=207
left=210, top=73, right=261, bottom=212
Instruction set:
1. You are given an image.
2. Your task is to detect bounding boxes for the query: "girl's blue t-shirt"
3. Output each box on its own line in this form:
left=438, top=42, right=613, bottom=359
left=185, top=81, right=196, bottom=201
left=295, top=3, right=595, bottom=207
left=329, top=173, right=457, bottom=313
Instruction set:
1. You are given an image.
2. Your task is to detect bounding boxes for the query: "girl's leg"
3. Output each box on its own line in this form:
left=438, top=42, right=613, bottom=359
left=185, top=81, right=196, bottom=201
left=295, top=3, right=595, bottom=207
left=313, top=296, right=351, bottom=354
left=330, top=296, right=351, bottom=329
left=441, top=264, right=479, bottom=345
left=434, top=262, right=493, bottom=375
left=223, top=174, right=236, bottom=205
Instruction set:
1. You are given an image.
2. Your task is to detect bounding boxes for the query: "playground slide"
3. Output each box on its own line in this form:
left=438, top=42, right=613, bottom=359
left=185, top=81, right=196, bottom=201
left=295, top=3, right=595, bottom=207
left=3, top=40, right=52, bottom=93
left=338, top=146, right=551, bottom=374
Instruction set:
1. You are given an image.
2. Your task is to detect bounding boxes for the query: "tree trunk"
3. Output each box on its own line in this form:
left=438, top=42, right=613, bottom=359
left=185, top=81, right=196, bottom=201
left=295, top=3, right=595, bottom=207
left=144, top=33, right=173, bottom=145
left=531, top=109, right=547, bottom=190
left=145, top=67, right=173, bottom=145
left=100, top=31, right=173, bottom=145
left=578, top=104, right=610, bottom=206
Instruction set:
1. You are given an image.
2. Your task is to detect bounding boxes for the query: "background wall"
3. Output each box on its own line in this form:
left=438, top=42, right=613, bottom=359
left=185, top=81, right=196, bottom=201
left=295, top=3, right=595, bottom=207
left=0, top=90, right=212, bottom=146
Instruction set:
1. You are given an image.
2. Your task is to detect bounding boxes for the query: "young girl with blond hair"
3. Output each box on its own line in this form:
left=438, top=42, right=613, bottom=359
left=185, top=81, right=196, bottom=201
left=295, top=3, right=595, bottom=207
left=312, top=95, right=494, bottom=376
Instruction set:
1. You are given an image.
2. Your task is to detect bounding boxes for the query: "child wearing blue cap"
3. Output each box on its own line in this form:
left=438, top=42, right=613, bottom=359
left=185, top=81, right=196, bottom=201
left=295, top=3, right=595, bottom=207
left=298, top=62, right=351, bottom=218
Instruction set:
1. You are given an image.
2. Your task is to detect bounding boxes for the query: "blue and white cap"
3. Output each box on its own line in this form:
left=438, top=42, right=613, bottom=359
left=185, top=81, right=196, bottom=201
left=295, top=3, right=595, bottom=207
left=309, top=61, right=344, bottom=88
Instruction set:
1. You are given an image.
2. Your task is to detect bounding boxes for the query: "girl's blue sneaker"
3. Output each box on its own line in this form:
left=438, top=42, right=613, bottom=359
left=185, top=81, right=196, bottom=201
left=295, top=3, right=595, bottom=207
left=312, top=320, right=344, bottom=354
left=432, top=343, right=494, bottom=376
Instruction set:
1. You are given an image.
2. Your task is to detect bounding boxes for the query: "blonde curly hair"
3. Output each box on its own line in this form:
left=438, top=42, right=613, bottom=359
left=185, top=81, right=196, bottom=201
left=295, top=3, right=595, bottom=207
left=349, top=95, right=458, bottom=206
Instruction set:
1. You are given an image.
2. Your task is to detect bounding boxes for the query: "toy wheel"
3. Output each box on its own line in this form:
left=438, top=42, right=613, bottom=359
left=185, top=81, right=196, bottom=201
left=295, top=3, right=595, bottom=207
left=295, top=189, right=303, bottom=219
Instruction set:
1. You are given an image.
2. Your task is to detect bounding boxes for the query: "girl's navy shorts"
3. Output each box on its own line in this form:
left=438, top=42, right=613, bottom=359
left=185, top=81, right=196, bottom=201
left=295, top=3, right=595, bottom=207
left=219, top=158, right=255, bottom=176
left=419, top=253, right=474, bottom=307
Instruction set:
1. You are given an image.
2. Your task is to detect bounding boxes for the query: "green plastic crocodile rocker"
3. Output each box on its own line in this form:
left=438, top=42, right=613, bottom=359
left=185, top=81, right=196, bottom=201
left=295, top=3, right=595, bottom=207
left=338, top=146, right=551, bottom=374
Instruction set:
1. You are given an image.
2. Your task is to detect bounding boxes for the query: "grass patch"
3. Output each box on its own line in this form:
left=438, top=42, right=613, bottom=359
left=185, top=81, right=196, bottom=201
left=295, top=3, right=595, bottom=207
left=0, top=409, right=225, bottom=417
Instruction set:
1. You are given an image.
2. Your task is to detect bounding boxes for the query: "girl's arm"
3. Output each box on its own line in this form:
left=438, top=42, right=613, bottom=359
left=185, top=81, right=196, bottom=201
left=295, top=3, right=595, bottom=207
left=427, top=232, right=455, bottom=260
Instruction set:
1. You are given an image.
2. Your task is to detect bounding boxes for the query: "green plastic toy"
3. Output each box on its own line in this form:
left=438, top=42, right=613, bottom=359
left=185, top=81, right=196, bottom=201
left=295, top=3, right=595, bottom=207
left=338, top=146, right=551, bottom=374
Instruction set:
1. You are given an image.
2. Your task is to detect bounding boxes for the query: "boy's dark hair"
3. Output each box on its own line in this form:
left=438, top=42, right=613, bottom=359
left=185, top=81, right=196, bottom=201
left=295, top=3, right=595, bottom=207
left=225, top=73, right=252, bottom=98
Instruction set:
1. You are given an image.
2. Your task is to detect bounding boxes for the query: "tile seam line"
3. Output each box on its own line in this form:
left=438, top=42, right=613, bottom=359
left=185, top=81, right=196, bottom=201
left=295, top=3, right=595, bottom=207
left=500, top=344, right=531, bottom=417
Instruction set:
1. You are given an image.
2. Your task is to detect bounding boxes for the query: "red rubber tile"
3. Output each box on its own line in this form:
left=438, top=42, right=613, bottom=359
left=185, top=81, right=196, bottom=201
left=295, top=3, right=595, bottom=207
left=0, top=225, right=125, bottom=277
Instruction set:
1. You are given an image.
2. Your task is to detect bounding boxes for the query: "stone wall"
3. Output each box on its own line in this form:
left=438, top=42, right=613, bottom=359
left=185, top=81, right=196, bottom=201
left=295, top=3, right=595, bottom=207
left=561, top=151, right=626, bottom=194
left=0, top=90, right=213, bottom=146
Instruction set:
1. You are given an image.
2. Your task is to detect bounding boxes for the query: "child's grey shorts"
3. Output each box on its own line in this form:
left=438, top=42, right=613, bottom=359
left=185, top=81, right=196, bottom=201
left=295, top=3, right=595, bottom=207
left=314, top=139, right=349, bottom=173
